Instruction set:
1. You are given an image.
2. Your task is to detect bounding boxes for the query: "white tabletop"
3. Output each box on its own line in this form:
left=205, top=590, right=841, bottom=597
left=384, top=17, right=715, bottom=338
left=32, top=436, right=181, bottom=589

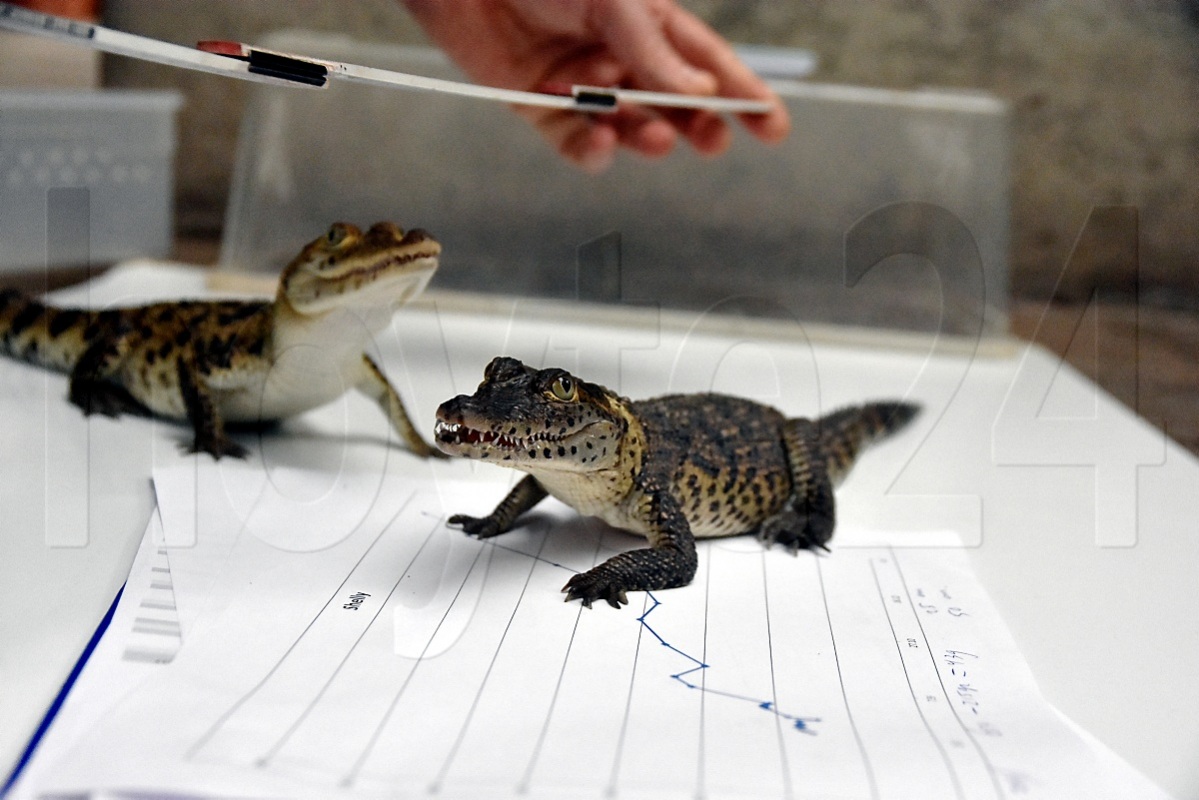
left=1, top=263, right=1195, bottom=797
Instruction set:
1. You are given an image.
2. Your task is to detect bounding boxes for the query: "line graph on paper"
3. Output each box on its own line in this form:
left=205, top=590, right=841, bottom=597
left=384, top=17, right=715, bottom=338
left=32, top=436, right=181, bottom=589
left=135, top=486, right=1039, bottom=800
left=636, top=592, right=820, bottom=736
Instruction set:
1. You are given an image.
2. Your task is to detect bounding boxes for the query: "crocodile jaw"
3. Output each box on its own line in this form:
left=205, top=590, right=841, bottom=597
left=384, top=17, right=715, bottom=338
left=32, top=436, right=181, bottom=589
left=433, top=415, right=622, bottom=472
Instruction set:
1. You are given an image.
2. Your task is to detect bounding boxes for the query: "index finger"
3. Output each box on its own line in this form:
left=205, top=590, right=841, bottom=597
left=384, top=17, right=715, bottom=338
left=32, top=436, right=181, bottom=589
left=596, top=0, right=719, bottom=96
left=663, top=9, right=791, bottom=143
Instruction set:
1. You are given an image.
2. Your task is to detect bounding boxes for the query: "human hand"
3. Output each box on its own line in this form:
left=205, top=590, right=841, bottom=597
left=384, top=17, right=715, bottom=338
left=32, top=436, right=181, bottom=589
left=403, top=0, right=790, bottom=172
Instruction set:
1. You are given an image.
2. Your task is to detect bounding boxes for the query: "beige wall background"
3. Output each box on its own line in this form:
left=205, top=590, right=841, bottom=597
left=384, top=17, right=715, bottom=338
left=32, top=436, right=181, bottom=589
left=104, top=0, right=1199, bottom=307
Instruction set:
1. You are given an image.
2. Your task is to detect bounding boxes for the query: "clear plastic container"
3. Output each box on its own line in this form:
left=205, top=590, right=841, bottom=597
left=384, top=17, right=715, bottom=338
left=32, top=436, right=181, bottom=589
left=222, top=34, right=1009, bottom=340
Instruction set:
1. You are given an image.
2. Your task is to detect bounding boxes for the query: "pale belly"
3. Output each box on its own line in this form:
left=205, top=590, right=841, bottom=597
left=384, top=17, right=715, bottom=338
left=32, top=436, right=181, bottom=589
left=221, top=364, right=360, bottom=422
left=120, top=353, right=364, bottom=423
left=591, top=503, right=763, bottom=540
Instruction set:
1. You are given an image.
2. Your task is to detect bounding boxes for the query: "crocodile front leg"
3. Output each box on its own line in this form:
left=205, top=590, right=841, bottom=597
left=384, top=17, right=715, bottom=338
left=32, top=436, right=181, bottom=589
left=177, top=354, right=246, bottom=459
left=449, top=474, right=548, bottom=539
left=357, top=354, right=444, bottom=458
left=562, top=478, right=698, bottom=609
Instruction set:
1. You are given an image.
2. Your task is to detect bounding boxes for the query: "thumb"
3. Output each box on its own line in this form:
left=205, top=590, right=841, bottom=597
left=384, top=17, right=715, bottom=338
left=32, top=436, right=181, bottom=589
left=597, top=0, right=718, bottom=94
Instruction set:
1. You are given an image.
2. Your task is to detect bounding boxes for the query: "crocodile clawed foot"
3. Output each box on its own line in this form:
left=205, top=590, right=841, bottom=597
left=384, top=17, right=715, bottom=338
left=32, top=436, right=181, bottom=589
left=70, top=380, right=145, bottom=418
left=183, top=435, right=248, bottom=460
left=757, top=506, right=834, bottom=555
left=447, top=513, right=504, bottom=539
left=562, top=571, right=629, bottom=609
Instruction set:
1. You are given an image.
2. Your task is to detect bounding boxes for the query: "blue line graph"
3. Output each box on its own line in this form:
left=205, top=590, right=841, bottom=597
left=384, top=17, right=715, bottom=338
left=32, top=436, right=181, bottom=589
left=639, top=592, right=821, bottom=735
left=483, top=535, right=821, bottom=736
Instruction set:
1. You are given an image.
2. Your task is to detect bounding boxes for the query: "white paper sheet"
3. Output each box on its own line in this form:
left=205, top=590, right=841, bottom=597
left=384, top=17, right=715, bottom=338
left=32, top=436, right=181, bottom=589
left=14, top=461, right=1174, bottom=799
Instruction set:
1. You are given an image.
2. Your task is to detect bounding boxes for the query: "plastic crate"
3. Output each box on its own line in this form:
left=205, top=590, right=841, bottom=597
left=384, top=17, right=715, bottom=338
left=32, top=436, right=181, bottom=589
left=0, top=89, right=182, bottom=272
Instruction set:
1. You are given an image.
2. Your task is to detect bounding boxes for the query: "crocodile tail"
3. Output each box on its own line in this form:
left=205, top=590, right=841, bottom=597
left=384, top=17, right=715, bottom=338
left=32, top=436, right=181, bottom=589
left=0, top=288, right=97, bottom=372
left=815, top=401, right=920, bottom=485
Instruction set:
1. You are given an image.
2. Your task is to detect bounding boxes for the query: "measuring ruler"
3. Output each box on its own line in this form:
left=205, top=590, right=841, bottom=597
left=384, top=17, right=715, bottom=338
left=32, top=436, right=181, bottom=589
left=0, top=2, right=774, bottom=115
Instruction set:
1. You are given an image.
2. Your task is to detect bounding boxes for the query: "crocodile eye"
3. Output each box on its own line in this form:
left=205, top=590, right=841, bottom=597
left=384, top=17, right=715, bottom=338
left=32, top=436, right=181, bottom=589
left=549, top=375, right=576, bottom=402
left=326, top=224, right=350, bottom=247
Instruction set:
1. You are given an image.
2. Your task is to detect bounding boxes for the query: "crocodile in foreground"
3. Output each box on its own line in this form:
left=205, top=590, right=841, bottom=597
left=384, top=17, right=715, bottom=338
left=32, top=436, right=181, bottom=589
left=0, top=222, right=441, bottom=459
left=435, top=356, right=919, bottom=608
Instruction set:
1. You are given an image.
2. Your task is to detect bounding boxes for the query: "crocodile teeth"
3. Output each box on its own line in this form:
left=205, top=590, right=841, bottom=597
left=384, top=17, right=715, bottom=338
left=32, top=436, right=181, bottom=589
left=435, top=421, right=522, bottom=449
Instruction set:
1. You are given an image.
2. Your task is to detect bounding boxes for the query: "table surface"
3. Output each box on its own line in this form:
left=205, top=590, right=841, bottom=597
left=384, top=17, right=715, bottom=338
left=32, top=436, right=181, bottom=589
left=1, top=263, right=1196, bottom=798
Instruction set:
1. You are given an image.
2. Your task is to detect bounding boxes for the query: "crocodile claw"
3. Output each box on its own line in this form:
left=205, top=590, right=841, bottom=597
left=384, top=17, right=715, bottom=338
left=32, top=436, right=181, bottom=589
left=757, top=507, right=834, bottom=554
left=70, top=379, right=148, bottom=418
left=562, top=572, right=629, bottom=609
left=447, top=513, right=503, bottom=539
left=183, top=435, right=248, bottom=460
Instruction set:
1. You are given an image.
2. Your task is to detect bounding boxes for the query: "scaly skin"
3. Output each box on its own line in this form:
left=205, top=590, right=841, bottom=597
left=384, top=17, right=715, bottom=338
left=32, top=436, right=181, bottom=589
left=0, top=222, right=442, bottom=459
left=435, top=357, right=920, bottom=608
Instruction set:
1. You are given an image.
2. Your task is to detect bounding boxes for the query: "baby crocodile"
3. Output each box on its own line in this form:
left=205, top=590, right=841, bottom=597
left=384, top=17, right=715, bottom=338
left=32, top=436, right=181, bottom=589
left=0, top=222, right=441, bottom=459
left=435, top=357, right=919, bottom=608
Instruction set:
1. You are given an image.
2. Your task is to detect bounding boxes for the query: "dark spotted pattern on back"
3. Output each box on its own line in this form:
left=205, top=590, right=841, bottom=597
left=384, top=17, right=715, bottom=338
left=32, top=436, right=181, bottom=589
left=3, top=294, right=275, bottom=435
left=7, top=301, right=43, bottom=338
left=630, top=394, right=792, bottom=537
